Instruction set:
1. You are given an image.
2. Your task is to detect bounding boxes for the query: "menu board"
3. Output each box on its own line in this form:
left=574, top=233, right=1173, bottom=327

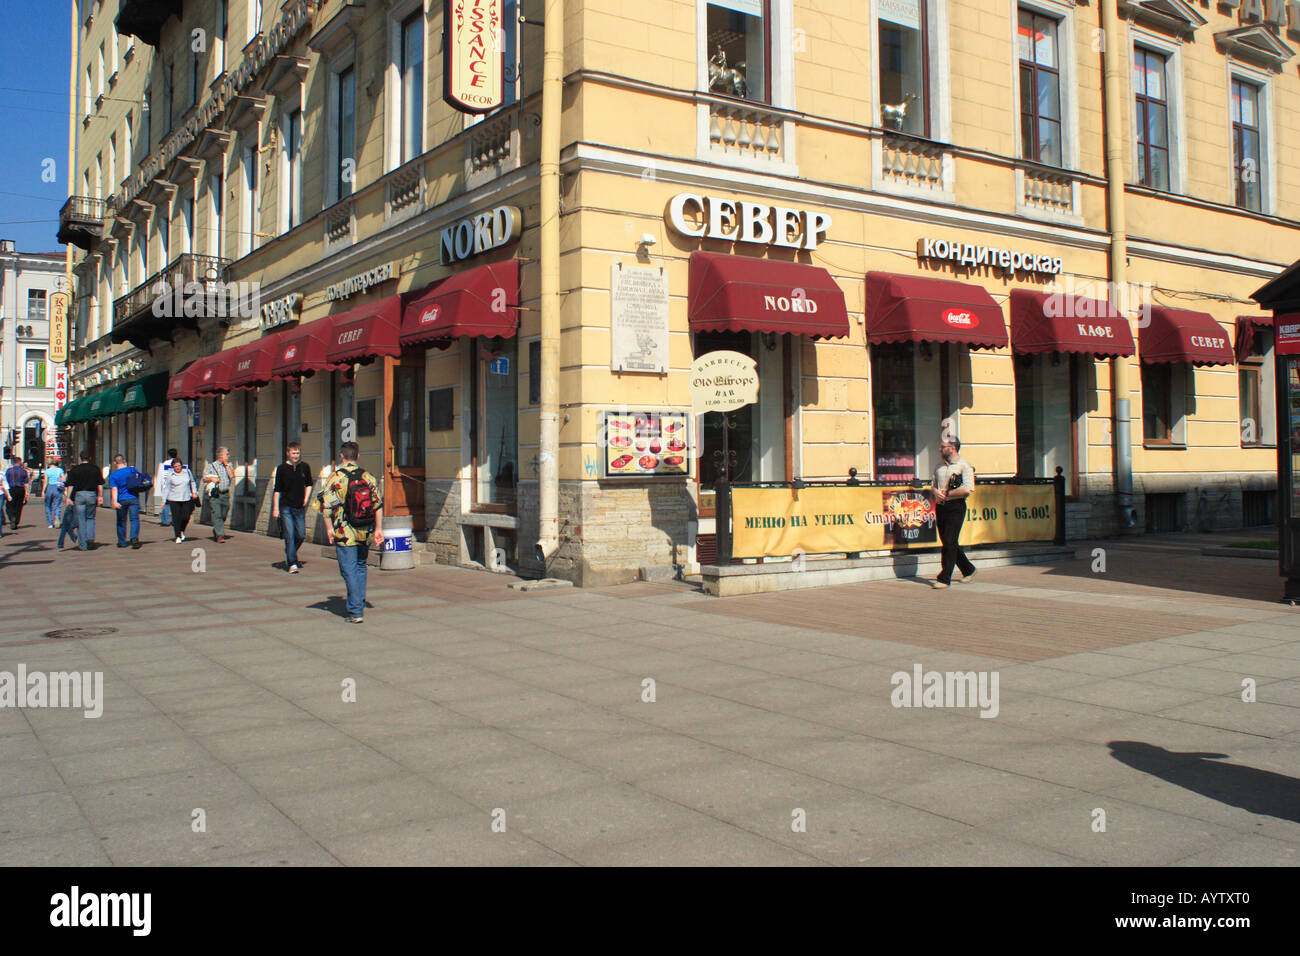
left=602, top=410, right=690, bottom=478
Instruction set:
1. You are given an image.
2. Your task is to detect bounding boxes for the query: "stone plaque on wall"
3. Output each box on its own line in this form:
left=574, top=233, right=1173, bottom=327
left=610, top=264, right=669, bottom=374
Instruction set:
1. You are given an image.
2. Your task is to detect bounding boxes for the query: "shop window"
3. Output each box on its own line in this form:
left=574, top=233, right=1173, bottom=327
left=704, top=0, right=769, bottom=103
left=1231, top=78, right=1263, bottom=212
left=878, top=0, right=928, bottom=136
left=1141, top=362, right=1186, bottom=446
left=1239, top=327, right=1273, bottom=447
left=1014, top=353, right=1076, bottom=495
left=472, top=338, right=518, bottom=512
left=357, top=397, right=377, bottom=437
left=871, top=341, right=954, bottom=481
left=428, top=388, right=454, bottom=431
left=1133, top=46, right=1170, bottom=191
left=1017, top=8, right=1061, bottom=167
left=696, top=331, right=757, bottom=497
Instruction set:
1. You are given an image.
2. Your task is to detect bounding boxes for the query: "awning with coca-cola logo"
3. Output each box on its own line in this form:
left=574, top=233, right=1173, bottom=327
left=864, top=272, right=1008, bottom=349
left=191, top=350, right=238, bottom=396
left=1140, top=306, right=1234, bottom=366
left=326, top=294, right=403, bottom=366
left=1010, top=289, right=1135, bottom=357
left=400, top=260, right=520, bottom=347
left=688, top=252, right=850, bottom=339
left=270, top=319, right=346, bottom=381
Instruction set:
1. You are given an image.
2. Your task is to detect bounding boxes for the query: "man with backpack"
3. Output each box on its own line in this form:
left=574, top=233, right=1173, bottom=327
left=5, top=457, right=30, bottom=531
left=107, top=453, right=152, bottom=549
left=319, top=442, right=384, bottom=624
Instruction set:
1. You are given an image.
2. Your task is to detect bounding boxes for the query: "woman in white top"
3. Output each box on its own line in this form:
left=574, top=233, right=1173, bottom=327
left=158, top=458, right=200, bottom=542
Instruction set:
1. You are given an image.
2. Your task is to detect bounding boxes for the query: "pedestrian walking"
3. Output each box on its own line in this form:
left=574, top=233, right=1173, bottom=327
left=43, top=459, right=66, bottom=529
left=0, top=468, right=8, bottom=539
left=202, top=448, right=236, bottom=542
left=156, top=448, right=178, bottom=527
left=931, top=437, right=977, bottom=589
left=319, top=442, right=384, bottom=623
left=158, top=457, right=199, bottom=542
left=4, top=457, right=30, bottom=530
left=64, top=451, right=103, bottom=551
left=107, top=454, right=151, bottom=549
left=56, top=479, right=79, bottom=549
left=272, top=441, right=314, bottom=573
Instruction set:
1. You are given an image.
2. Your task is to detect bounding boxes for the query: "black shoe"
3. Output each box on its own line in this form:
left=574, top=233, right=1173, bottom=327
left=131, top=539, right=141, bottom=549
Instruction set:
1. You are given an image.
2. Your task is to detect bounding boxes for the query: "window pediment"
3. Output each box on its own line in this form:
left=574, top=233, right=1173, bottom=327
left=1121, top=0, right=1206, bottom=36
left=1215, top=25, right=1295, bottom=71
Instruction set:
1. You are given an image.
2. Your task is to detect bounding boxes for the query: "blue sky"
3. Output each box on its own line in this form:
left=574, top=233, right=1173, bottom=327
left=0, top=1, right=75, bottom=254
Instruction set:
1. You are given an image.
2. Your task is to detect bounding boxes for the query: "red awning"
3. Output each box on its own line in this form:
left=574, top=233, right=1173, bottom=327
left=192, top=350, right=237, bottom=395
left=400, top=260, right=520, bottom=347
left=1140, top=306, right=1234, bottom=365
left=1235, top=314, right=1273, bottom=363
left=1010, top=290, right=1135, bottom=357
left=228, top=334, right=284, bottom=390
left=865, top=272, right=1008, bottom=349
left=326, top=294, right=403, bottom=366
left=688, top=252, right=850, bottom=339
left=166, top=360, right=205, bottom=401
left=270, top=319, right=345, bottom=381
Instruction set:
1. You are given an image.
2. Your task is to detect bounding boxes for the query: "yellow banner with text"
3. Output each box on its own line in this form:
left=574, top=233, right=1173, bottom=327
left=729, top=484, right=1056, bottom=559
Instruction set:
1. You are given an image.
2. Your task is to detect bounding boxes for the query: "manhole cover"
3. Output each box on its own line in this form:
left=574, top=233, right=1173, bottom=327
left=43, top=627, right=119, bottom=640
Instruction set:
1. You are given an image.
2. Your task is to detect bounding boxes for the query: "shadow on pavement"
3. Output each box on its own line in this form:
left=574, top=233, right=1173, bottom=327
left=308, top=597, right=374, bottom=619
left=1108, top=741, right=1300, bottom=824
left=1035, top=547, right=1283, bottom=604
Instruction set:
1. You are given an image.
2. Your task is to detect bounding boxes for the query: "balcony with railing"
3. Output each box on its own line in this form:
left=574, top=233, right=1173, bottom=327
left=57, top=196, right=108, bottom=251
left=112, top=253, right=231, bottom=351
left=702, top=95, right=795, bottom=174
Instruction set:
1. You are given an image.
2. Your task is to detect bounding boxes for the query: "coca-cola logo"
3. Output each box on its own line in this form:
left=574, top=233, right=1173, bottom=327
left=203, top=369, right=214, bottom=380
left=420, top=306, right=441, bottom=325
left=284, top=346, right=298, bottom=360
left=943, top=309, right=978, bottom=328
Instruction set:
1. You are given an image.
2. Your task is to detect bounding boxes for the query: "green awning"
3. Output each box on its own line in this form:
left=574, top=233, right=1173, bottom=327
left=85, top=385, right=126, bottom=421
left=55, top=396, right=85, bottom=426
left=120, top=372, right=170, bottom=412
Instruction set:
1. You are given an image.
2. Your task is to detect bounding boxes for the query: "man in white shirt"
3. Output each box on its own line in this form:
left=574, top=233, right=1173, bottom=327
left=931, top=437, right=976, bottom=588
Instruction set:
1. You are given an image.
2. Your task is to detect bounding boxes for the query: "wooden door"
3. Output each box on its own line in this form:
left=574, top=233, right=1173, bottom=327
left=383, top=352, right=426, bottom=531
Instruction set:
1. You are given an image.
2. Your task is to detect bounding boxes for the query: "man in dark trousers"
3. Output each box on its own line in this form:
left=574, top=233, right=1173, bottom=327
left=4, top=457, right=30, bottom=530
left=931, top=437, right=977, bottom=589
left=272, top=441, right=314, bottom=573
left=64, top=451, right=104, bottom=550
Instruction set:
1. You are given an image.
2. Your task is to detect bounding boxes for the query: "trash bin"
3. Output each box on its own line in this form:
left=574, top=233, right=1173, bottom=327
left=380, top=515, right=414, bottom=570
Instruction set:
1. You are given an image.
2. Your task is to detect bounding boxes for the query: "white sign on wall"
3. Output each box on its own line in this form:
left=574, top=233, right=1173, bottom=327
left=610, top=265, right=670, bottom=374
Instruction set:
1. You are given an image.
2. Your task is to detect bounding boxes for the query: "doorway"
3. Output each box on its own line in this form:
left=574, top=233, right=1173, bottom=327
left=384, top=351, right=426, bottom=531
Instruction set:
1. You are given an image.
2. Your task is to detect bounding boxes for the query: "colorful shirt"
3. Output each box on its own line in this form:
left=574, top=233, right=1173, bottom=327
left=204, top=459, right=234, bottom=494
left=320, top=463, right=383, bottom=547
left=5, top=465, right=29, bottom=488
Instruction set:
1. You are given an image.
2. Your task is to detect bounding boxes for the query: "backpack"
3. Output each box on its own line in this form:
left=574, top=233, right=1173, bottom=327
left=126, top=467, right=153, bottom=496
left=342, top=467, right=376, bottom=528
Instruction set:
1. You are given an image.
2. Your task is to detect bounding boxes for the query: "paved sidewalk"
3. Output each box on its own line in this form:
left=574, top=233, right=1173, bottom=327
left=0, top=514, right=1297, bottom=865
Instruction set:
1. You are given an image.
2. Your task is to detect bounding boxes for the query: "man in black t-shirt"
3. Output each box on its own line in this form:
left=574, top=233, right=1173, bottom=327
left=64, top=451, right=105, bottom=551
left=272, top=441, right=314, bottom=573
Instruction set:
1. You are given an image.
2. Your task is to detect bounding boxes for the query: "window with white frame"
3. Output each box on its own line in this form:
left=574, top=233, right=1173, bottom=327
left=704, top=0, right=769, bottom=102
left=1231, top=76, right=1264, bottom=212
left=210, top=171, right=224, bottom=259
left=110, top=31, right=118, bottom=79
left=109, top=134, right=117, bottom=191
left=158, top=208, right=169, bottom=267
left=242, top=142, right=259, bottom=255
left=247, top=0, right=262, bottom=44
left=1130, top=38, right=1184, bottom=193
left=1017, top=8, right=1061, bottom=166
left=388, top=5, right=425, bottom=170
left=330, top=63, right=356, bottom=202
left=124, top=112, right=133, bottom=168
left=181, top=187, right=195, bottom=255
left=97, top=43, right=105, bottom=98
left=215, top=0, right=228, bottom=75
left=283, top=108, right=303, bottom=230
left=878, top=0, right=928, bottom=134
left=84, top=66, right=92, bottom=119
left=94, top=153, right=102, bottom=198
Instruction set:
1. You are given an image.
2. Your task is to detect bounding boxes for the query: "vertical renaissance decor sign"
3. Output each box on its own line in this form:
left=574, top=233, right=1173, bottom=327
left=443, top=0, right=505, bottom=114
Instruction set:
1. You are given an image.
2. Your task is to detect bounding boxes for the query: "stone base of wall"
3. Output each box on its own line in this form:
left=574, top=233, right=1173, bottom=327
left=1077, top=471, right=1276, bottom=538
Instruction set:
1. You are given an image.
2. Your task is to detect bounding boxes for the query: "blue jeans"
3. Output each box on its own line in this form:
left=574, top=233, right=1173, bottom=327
left=75, top=491, right=97, bottom=549
left=281, top=506, right=306, bottom=568
left=57, top=502, right=78, bottom=547
left=336, top=544, right=369, bottom=618
left=116, top=499, right=140, bottom=546
left=45, top=489, right=62, bottom=526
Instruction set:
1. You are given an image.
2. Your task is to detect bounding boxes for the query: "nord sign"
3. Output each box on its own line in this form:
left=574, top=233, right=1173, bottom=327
left=439, top=205, right=522, bottom=265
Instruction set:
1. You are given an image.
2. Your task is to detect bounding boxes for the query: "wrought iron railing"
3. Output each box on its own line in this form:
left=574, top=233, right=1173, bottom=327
left=113, top=253, right=230, bottom=329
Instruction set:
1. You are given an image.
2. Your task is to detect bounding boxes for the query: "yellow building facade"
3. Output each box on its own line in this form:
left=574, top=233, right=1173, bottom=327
left=61, top=0, right=1300, bottom=584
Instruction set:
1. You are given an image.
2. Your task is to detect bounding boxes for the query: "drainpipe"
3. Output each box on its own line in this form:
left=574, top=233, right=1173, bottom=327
left=65, top=0, right=78, bottom=371
left=534, top=0, right=563, bottom=565
left=1101, top=0, right=1135, bottom=528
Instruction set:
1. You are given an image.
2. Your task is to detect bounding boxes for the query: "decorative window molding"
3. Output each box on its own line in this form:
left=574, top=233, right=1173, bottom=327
left=1129, top=29, right=1187, bottom=196
left=386, top=0, right=428, bottom=174
left=1227, top=62, right=1275, bottom=215
left=1214, top=25, right=1296, bottom=73
left=1119, top=0, right=1206, bottom=38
